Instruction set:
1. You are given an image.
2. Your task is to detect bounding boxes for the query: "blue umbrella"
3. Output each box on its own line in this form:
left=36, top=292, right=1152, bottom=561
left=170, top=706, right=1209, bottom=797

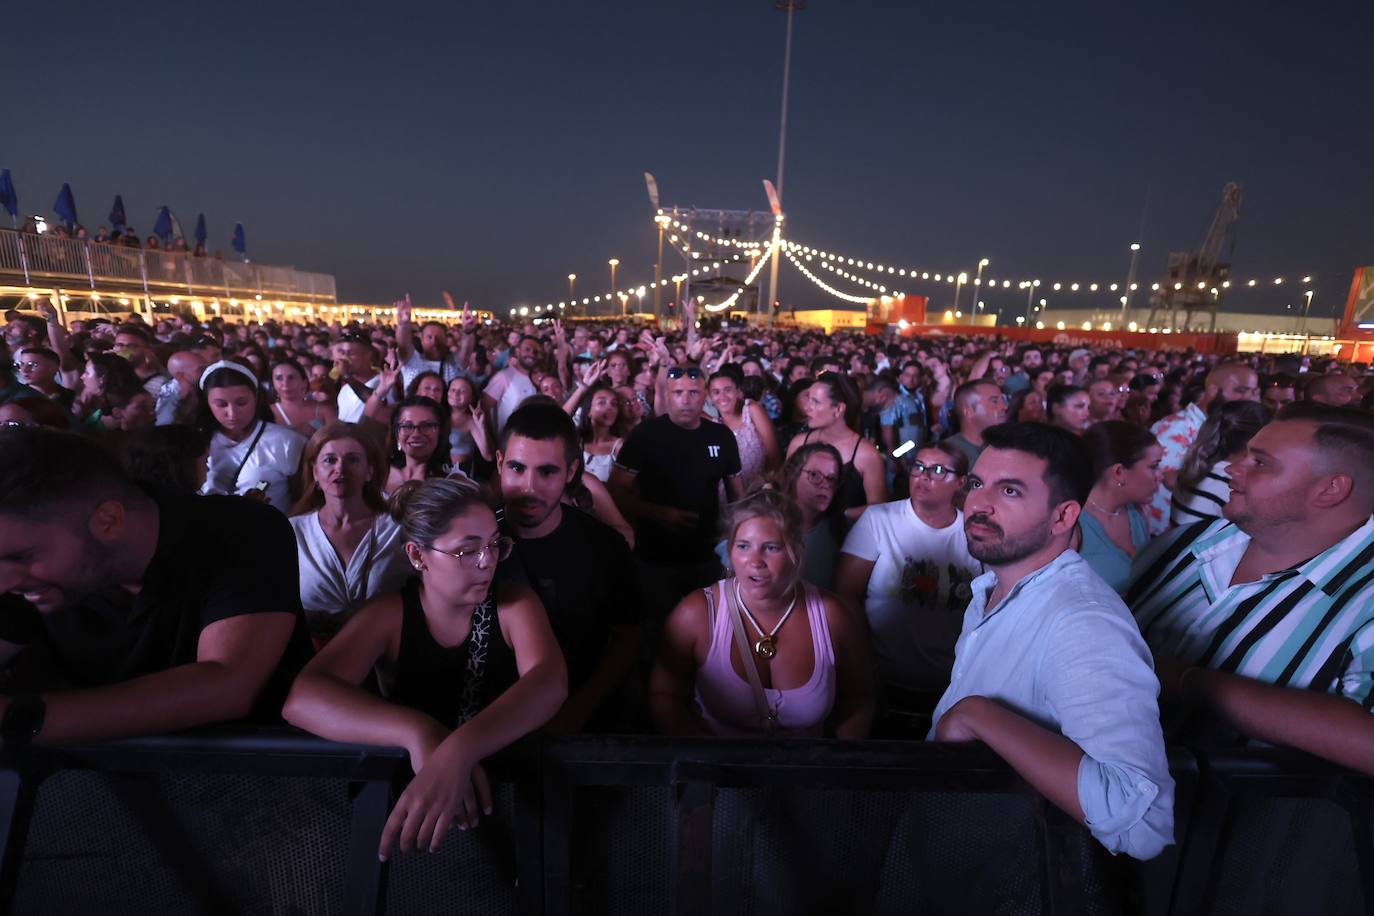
left=152, top=206, right=173, bottom=243
left=53, top=183, right=79, bottom=230
left=0, top=170, right=17, bottom=225
left=232, top=223, right=247, bottom=257
left=194, top=213, right=207, bottom=247
left=108, top=195, right=127, bottom=231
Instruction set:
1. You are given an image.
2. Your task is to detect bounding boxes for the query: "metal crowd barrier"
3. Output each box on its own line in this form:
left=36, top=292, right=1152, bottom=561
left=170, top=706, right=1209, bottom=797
left=0, top=729, right=1369, bottom=915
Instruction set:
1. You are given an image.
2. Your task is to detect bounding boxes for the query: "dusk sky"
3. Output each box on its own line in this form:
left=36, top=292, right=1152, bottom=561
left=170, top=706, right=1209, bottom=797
left=6, top=0, right=1371, bottom=321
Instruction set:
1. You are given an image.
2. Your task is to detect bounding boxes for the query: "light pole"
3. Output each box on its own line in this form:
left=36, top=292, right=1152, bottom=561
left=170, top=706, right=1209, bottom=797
left=767, top=1, right=804, bottom=323
left=607, top=259, right=619, bottom=318
left=1121, top=242, right=1141, bottom=326
left=567, top=273, right=576, bottom=304
left=954, top=272, right=968, bottom=315
left=1022, top=280, right=1040, bottom=325
left=654, top=215, right=669, bottom=317
left=973, top=257, right=989, bottom=309
left=1302, top=289, right=1315, bottom=336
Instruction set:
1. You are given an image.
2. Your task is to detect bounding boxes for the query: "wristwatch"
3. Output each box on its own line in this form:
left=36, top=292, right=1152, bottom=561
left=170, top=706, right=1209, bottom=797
left=2, top=694, right=46, bottom=752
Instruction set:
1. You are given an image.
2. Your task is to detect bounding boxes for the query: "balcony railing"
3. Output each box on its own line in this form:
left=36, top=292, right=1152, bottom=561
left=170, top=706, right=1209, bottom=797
left=0, top=228, right=336, bottom=304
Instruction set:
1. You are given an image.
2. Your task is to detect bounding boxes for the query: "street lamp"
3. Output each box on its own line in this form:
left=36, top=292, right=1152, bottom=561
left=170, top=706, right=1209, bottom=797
left=653, top=215, right=670, bottom=315
left=954, top=272, right=968, bottom=313
left=1122, top=242, right=1141, bottom=325
left=1301, top=289, right=1315, bottom=336
left=608, top=259, right=619, bottom=317
left=567, top=273, right=576, bottom=303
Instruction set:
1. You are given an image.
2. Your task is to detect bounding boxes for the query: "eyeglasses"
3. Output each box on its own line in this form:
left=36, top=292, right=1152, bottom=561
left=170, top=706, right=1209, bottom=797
left=911, top=460, right=955, bottom=479
left=13, top=361, right=43, bottom=372
left=666, top=367, right=704, bottom=380
left=801, top=468, right=841, bottom=489
left=427, top=536, right=514, bottom=568
left=396, top=421, right=440, bottom=433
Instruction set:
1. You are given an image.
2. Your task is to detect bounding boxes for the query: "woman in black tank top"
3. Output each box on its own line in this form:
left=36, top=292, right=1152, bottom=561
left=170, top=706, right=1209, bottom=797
left=784, top=372, right=888, bottom=521
left=284, top=477, right=567, bottom=861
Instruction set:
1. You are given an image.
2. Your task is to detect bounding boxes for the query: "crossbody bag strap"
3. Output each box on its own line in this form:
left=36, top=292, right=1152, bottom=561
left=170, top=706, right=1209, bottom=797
left=722, top=578, right=775, bottom=733
left=230, top=421, right=269, bottom=492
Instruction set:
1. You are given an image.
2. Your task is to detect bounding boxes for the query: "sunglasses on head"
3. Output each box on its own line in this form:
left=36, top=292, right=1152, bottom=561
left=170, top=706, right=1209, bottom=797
left=666, top=367, right=703, bottom=380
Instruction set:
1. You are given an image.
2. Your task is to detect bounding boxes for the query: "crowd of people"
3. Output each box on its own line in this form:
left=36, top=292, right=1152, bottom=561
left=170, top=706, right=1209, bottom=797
left=3, top=293, right=1374, bottom=863
left=17, top=217, right=222, bottom=258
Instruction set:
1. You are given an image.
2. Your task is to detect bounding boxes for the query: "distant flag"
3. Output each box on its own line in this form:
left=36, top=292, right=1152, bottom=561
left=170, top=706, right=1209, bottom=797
left=0, top=170, right=17, bottom=227
left=167, top=209, right=186, bottom=245
left=644, top=172, right=660, bottom=210
left=53, top=183, right=79, bottom=230
left=152, top=206, right=173, bottom=243
left=232, top=223, right=247, bottom=259
left=108, top=194, right=127, bottom=231
left=194, top=213, right=207, bottom=247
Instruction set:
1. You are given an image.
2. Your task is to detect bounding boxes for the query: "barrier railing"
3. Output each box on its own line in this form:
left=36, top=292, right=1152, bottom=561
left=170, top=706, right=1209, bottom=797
left=0, top=228, right=336, bottom=303
left=0, top=730, right=1368, bottom=915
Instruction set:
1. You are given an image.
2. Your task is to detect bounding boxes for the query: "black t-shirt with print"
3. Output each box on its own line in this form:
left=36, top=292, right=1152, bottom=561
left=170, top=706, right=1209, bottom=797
left=0, top=493, right=314, bottom=721
left=503, top=505, right=642, bottom=694
left=616, top=414, right=742, bottom=564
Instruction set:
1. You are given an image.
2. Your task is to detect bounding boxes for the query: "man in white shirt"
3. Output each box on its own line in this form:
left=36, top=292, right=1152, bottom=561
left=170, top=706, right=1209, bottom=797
left=394, top=293, right=477, bottom=390
left=482, top=334, right=543, bottom=435
left=930, top=421, right=1174, bottom=860
left=333, top=331, right=382, bottom=424
left=835, top=441, right=981, bottom=692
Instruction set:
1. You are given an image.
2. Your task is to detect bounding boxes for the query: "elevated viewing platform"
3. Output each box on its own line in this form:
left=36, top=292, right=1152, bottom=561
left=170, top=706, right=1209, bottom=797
left=0, top=228, right=336, bottom=322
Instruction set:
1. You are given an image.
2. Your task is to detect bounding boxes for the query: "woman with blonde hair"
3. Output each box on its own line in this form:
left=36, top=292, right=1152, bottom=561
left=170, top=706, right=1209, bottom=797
left=650, top=488, right=872, bottom=738
left=289, top=422, right=412, bottom=642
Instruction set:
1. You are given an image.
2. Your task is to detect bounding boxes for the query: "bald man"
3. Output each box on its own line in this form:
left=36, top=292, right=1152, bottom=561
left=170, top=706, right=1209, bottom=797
left=1305, top=372, right=1359, bottom=408
left=155, top=350, right=210, bottom=426
left=1144, top=362, right=1259, bottom=534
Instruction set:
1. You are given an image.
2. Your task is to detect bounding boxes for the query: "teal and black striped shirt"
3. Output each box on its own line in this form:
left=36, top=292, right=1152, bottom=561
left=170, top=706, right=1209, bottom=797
left=1129, top=515, right=1374, bottom=709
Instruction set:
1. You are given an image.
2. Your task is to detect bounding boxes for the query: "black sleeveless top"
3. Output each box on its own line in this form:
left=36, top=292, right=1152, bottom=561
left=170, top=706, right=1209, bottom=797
left=803, top=430, right=867, bottom=517
left=387, top=579, right=519, bottom=729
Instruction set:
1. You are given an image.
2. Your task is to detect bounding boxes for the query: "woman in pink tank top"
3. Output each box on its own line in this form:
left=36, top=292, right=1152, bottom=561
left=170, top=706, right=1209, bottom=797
left=649, top=490, right=874, bottom=738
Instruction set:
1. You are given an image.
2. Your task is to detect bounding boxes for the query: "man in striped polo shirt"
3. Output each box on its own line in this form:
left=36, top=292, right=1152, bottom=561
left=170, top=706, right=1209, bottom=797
left=1131, top=402, right=1374, bottom=773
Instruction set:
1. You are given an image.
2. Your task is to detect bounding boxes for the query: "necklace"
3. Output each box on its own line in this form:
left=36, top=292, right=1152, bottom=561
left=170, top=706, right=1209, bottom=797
left=1088, top=498, right=1123, bottom=518
left=733, top=577, right=799, bottom=660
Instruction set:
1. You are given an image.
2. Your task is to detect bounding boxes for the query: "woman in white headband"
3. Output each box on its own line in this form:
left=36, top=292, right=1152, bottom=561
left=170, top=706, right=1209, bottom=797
left=197, top=359, right=306, bottom=511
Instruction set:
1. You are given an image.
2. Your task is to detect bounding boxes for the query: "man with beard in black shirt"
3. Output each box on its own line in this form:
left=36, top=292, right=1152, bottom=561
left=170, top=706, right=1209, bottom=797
left=611, top=366, right=743, bottom=621
left=497, top=400, right=643, bottom=732
left=0, top=428, right=313, bottom=749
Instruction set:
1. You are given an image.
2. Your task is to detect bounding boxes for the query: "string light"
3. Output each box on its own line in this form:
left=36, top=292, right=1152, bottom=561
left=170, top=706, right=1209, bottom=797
left=784, top=246, right=872, bottom=305
left=701, top=237, right=779, bottom=312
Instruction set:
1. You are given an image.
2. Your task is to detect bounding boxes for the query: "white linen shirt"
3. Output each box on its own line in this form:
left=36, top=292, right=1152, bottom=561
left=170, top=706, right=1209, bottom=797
left=928, top=549, right=1175, bottom=860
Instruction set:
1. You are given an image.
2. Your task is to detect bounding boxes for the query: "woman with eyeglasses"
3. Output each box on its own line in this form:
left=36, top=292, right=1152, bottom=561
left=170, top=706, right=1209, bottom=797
left=284, top=477, right=567, bottom=859
left=386, top=396, right=452, bottom=494
left=289, top=423, right=413, bottom=643
left=775, top=442, right=847, bottom=589
left=785, top=371, right=888, bottom=519
left=834, top=442, right=981, bottom=731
